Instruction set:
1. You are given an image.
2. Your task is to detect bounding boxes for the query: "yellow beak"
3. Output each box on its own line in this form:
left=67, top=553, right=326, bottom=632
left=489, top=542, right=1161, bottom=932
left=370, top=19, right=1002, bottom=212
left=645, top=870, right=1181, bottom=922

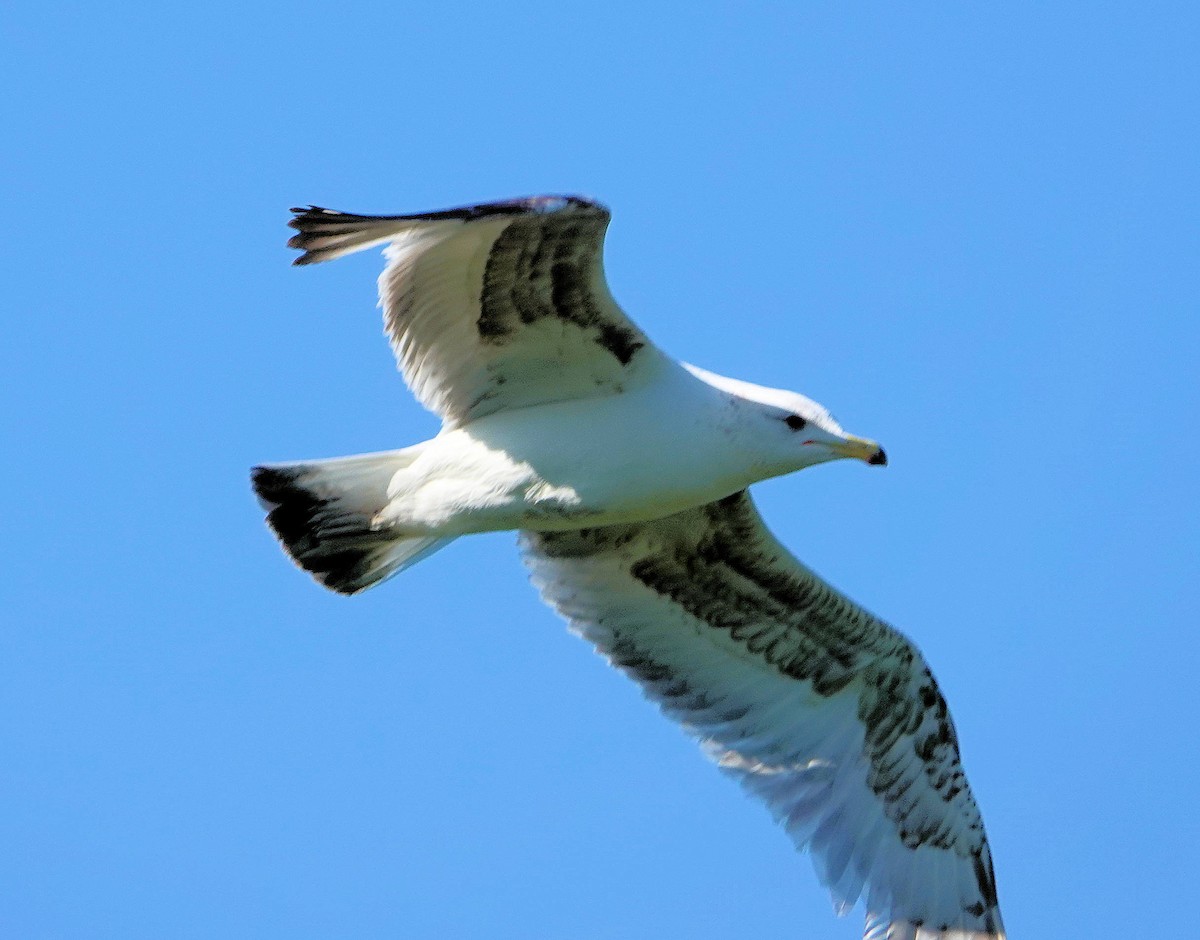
left=829, top=436, right=888, bottom=466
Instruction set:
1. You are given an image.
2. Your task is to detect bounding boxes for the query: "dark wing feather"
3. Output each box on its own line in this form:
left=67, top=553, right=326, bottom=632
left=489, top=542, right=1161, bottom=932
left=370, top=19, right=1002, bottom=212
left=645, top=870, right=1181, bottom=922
left=521, top=492, right=1005, bottom=940
left=288, top=196, right=665, bottom=425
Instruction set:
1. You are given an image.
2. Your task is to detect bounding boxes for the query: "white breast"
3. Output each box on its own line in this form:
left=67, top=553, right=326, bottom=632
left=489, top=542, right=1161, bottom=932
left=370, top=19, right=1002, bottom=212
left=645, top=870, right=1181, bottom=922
left=379, top=364, right=763, bottom=535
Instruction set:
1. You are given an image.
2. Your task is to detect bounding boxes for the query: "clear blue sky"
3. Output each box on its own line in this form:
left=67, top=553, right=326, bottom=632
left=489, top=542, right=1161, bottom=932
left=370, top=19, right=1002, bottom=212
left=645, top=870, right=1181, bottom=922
left=3, top=3, right=1197, bottom=937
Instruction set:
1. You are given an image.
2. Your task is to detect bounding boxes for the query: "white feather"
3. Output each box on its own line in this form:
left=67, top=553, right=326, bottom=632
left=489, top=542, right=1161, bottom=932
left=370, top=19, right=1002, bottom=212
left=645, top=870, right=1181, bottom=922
left=522, top=494, right=1006, bottom=939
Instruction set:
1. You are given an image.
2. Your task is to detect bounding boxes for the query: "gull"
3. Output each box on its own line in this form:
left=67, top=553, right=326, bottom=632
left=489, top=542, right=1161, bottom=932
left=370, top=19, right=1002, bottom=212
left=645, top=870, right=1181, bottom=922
left=252, top=195, right=1004, bottom=940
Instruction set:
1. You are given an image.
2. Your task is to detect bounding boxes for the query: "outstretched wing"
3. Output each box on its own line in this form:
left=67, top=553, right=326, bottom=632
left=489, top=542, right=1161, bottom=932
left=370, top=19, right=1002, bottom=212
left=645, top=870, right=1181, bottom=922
left=521, top=492, right=1004, bottom=940
left=288, top=196, right=666, bottom=426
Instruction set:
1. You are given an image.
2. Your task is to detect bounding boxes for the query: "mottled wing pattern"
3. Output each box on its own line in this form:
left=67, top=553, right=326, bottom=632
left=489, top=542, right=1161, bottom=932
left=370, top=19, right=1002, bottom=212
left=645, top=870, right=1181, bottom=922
left=521, top=492, right=1004, bottom=940
left=288, top=196, right=663, bottom=426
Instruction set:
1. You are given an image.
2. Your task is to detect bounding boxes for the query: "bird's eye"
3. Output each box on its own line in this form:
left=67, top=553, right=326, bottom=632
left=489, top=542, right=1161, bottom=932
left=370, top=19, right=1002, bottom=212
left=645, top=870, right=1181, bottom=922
left=785, top=415, right=807, bottom=431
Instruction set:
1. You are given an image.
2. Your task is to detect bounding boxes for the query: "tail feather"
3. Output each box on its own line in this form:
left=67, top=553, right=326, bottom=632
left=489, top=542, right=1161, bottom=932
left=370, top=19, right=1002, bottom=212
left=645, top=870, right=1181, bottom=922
left=251, top=450, right=451, bottom=594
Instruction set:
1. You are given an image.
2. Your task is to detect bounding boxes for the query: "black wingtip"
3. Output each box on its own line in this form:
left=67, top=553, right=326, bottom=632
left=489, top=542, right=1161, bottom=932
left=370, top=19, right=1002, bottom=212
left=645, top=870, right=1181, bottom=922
left=284, top=196, right=610, bottom=266
left=287, top=195, right=607, bottom=226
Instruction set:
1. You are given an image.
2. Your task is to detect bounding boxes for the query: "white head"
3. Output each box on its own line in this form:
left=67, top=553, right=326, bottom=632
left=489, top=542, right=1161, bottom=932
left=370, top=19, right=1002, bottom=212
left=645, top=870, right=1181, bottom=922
left=684, top=364, right=887, bottom=476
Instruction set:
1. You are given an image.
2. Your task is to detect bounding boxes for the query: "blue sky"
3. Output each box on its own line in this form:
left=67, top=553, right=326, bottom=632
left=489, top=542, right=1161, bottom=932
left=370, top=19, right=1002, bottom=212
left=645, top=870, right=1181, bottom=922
left=3, top=2, right=1198, bottom=937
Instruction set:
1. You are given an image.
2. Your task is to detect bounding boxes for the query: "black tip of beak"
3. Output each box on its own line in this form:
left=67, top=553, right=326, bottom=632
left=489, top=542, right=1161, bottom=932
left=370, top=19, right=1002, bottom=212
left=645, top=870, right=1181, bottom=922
left=868, top=447, right=888, bottom=467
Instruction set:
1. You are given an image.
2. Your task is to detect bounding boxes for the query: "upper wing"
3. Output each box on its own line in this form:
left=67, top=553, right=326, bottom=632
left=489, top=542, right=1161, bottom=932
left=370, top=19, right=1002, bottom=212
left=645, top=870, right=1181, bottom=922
left=521, top=492, right=1004, bottom=940
left=288, top=195, right=666, bottom=426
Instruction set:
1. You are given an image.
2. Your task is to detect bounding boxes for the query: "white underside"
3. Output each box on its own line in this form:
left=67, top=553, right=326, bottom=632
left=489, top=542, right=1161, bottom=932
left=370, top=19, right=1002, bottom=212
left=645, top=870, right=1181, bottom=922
left=373, top=363, right=801, bottom=537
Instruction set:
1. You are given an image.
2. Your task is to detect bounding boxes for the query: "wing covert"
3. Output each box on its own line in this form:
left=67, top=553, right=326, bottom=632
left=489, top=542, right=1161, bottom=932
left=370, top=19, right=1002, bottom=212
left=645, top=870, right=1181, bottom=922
left=521, top=492, right=1004, bottom=940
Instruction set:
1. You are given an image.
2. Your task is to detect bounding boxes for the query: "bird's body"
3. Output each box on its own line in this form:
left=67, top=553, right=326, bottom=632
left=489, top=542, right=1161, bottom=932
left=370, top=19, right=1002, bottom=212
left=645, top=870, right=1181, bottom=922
left=253, top=195, right=1004, bottom=940
left=338, top=361, right=859, bottom=538
left=387, top=362, right=730, bottom=531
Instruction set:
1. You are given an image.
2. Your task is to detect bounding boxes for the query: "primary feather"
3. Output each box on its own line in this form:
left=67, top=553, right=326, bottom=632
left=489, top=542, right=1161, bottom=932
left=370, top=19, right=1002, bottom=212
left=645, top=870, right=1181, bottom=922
left=523, top=492, right=1003, bottom=938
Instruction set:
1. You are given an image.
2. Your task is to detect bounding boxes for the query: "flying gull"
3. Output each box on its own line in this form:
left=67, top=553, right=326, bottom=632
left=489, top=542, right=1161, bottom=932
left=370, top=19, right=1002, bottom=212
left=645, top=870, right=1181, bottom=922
left=252, top=195, right=1004, bottom=940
